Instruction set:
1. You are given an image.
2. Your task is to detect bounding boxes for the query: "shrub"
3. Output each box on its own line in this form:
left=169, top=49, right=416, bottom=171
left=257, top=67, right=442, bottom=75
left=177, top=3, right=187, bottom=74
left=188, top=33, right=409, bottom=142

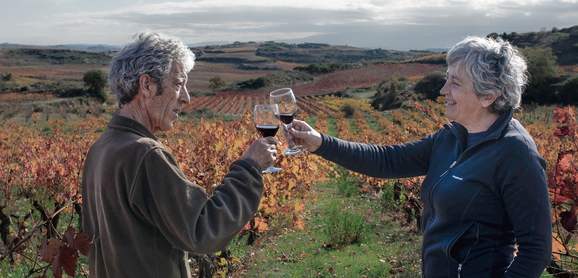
left=414, top=71, right=446, bottom=100
left=339, top=103, right=357, bottom=117
left=324, top=201, right=365, bottom=246
left=237, top=76, right=267, bottom=89
left=208, top=76, right=226, bottom=90
left=559, top=76, right=578, bottom=104
left=520, top=47, right=558, bottom=103
left=87, top=87, right=108, bottom=103
left=2, top=72, right=12, bottom=81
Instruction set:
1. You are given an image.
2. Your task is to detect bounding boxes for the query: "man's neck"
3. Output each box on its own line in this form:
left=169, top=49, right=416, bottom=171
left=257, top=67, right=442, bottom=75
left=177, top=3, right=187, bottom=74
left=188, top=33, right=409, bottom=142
left=120, top=100, right=154, bottom=133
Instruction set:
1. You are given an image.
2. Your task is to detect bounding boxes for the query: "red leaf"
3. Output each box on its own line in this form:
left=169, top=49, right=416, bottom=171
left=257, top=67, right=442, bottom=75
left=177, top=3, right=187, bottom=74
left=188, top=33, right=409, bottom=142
left=63, top=226, right=76, bottom=246
left=41, top=237, right=62, bottom=264
left=553, top=107, right=576, bottom=124
left=58, top=246, right=79, bottom=277
left=549, top=188, right=572, bottom=202
left=554, top=126, right=575, bottom=138
left=560, top=210, right=578, bottom=232
left=73, top=232, right=91, bottom=256
left=52, top=251, right=63, bottom=278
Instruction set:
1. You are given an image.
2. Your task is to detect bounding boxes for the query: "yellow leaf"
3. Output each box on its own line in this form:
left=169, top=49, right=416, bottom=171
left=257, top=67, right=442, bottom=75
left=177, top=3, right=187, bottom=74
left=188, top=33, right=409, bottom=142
left=294, top=201, right=304, bottom=214
left=216, top=141, right=224, bottom=152
left=233, top=139, right=244, bottom=150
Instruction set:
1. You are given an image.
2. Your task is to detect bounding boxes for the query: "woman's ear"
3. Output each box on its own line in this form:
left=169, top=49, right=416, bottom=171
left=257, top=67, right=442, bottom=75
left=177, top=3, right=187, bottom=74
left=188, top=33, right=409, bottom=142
left=481, top=91, right=499, bottom=108
left=138, top=74, right=152, bottom=98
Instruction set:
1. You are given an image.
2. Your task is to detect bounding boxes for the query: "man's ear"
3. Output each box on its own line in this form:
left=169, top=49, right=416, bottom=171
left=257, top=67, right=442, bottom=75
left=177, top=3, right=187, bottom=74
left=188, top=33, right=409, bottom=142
left=481, top=91, right=498, bottom=108
left=138, top=74, right=152, bottom=98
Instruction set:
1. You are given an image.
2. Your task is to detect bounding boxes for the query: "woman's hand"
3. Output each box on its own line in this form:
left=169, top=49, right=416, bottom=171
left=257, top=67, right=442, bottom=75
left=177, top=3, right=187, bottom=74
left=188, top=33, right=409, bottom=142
left=287, top=120, right=322, bottom=152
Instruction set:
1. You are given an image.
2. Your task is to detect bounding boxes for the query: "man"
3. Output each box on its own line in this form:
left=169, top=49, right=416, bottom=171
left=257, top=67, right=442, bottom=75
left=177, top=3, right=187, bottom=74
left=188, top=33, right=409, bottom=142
left=82, top=32, right=277, bottom=278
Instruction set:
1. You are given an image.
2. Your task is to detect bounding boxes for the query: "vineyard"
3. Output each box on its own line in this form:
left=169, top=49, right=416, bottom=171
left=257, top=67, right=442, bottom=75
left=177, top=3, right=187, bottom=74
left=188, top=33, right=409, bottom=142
left=1, top=95, right=578, bottom=276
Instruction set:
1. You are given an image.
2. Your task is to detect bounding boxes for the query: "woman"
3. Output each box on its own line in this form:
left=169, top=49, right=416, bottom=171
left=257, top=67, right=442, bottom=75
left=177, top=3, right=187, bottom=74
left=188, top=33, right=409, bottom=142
left=288, top=36, right=552, bottom=277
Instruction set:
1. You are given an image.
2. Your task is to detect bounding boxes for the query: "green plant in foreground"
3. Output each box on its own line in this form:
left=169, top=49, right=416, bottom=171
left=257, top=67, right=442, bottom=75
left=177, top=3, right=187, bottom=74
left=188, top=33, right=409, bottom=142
left=324, top=201, right=365, bottom=247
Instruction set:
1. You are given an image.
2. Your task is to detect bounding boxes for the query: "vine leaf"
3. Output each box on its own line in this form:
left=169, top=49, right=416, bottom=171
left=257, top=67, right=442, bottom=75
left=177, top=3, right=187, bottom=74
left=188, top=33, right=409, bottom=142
left=560, top=210, right=577, bottom=233
left=40, top=237, right=62, bottom=264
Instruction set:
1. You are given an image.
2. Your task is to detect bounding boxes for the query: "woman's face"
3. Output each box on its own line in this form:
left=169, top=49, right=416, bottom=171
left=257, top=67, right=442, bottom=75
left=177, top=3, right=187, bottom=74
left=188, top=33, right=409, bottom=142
left=440, top=64, right=495, bottom=132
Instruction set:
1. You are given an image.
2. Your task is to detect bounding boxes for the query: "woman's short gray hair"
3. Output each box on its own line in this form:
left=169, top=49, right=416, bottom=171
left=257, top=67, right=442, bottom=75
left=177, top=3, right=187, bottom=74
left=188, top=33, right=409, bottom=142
left=446, top=36, right=527, bottom=113
left=109, top=32, right=195, bottom=107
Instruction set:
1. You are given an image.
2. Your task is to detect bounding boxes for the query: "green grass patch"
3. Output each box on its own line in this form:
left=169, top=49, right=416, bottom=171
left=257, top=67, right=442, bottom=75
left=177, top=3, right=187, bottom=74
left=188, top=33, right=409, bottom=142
left=230, top=181, right=423, bottom=277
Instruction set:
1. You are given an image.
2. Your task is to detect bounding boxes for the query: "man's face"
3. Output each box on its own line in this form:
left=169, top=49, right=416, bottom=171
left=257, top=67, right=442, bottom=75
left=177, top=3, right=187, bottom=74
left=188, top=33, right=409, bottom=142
left=146, top=61, right=190, bottom=133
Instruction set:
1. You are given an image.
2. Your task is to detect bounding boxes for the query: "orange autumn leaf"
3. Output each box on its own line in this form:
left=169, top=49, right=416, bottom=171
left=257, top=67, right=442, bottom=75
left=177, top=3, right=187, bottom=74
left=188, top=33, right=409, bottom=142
left=254, top=217, right=268, bottom=232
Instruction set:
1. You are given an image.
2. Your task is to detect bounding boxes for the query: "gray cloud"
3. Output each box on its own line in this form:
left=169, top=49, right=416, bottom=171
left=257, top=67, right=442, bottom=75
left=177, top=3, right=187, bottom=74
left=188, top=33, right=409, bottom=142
left=4, top=0, right=577, bottom=49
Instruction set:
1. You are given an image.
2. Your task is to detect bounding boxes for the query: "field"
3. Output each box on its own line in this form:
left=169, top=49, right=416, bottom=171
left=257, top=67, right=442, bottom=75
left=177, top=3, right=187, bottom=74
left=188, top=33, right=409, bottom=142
left=1, top=42, right=578, bottom=277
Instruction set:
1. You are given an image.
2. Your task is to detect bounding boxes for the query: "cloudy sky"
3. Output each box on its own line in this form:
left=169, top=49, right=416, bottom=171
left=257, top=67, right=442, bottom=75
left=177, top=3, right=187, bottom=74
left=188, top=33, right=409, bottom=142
left=1, top=0, right=577, bottom=51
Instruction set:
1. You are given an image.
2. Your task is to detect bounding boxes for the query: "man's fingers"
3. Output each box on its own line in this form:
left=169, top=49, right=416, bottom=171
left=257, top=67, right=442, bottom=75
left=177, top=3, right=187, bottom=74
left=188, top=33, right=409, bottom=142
left=263, top=136, right=277, bottom=145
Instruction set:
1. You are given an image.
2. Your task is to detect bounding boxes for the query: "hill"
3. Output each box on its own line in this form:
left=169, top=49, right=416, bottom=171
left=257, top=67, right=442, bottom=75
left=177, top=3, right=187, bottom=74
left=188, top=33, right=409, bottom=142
left=1, top=26, right=577, bottom=96
left=489, top=25, right=578, bottom=65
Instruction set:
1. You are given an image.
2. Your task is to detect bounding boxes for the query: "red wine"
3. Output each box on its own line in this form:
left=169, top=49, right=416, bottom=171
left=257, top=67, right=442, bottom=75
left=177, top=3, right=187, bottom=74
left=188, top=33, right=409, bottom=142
left=279, top=113, right=295, bottom=124
left=256, top=125, right=279, bottom=137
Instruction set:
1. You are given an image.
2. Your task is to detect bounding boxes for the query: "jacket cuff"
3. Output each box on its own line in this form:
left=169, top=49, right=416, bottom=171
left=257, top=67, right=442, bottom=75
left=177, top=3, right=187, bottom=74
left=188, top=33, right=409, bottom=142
left=240, top=157, right=262, bottom=173
left=311, top=133, right=329, bottom=155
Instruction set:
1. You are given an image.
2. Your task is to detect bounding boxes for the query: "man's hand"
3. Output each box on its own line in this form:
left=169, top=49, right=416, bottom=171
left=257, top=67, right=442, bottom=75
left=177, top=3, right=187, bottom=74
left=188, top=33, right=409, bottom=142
left=243, top=137, right=278, bottom=171
left=287, top=120, right=322, bottom=152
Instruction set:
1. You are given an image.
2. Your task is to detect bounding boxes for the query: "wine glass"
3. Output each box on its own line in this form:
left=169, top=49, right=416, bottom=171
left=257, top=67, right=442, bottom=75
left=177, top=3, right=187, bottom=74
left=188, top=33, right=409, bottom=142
left=253, top=104, right=282, bottom=173
left=269, top=88, right=306, bottom=155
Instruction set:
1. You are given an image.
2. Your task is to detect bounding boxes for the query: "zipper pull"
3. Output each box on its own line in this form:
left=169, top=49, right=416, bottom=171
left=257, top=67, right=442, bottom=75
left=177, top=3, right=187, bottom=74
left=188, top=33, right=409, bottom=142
left=439, top=161, right=457, bottom=178
left=458, top=263, right=462, bottom=278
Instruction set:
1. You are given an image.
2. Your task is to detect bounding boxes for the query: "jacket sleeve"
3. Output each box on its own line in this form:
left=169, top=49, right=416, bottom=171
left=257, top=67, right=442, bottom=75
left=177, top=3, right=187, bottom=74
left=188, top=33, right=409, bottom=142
left=501, top=142, right=552, bottom=277
left=129, top=147, right=264, bottom=254
left=312, top=132, right=436, bottom=178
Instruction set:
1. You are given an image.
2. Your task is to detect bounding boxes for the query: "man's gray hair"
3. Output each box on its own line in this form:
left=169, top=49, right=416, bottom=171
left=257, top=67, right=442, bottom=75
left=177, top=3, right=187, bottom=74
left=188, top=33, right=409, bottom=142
left=109, top=32, right=195, bottom=107
left=446, top=36, right=528, bottom=113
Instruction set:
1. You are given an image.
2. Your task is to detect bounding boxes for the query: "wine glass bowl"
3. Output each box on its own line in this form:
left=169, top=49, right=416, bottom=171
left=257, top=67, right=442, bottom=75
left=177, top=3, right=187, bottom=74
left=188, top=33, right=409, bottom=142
left=253, top=104, right=282, bottom=173
left=269, top=88, right=306, bottom=155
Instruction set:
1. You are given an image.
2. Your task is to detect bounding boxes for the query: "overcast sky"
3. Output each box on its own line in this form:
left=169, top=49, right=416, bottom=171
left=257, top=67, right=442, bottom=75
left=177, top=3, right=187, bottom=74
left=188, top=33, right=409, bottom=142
left=1, top=0, right=577, bottom=51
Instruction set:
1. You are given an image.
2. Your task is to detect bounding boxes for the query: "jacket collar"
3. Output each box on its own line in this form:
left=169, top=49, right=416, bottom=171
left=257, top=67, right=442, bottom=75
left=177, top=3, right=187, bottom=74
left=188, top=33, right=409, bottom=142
left=108, top=115, right=159, bottom=142
left=444, top=108, right=514, bottom=147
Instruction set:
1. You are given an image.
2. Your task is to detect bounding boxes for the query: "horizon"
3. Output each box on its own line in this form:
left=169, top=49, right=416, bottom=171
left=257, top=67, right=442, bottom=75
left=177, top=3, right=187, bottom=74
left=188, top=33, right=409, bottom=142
left=1, top=0, right=577, bottom=51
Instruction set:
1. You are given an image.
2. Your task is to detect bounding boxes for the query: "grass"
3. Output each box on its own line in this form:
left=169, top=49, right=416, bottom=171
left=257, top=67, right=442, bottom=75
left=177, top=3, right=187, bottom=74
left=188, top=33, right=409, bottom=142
left=229, top=179, right=423, bottom=277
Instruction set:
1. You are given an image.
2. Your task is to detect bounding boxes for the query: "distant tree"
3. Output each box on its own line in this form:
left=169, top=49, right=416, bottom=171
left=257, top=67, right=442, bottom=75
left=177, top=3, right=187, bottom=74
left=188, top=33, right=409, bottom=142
left=83, top=69, right=108, bottom=91
left=83, top=69, right=108, bottom=102
left=519, top=47, right=558, bottom=103
left=208, top=76, right=226, bottom=90
left=487, top=33, right=500, bottom=39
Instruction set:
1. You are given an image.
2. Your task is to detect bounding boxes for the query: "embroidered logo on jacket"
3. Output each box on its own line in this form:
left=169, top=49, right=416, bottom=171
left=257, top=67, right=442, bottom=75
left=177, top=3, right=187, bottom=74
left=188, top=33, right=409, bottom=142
left=452, top=175, right=463, bottom=180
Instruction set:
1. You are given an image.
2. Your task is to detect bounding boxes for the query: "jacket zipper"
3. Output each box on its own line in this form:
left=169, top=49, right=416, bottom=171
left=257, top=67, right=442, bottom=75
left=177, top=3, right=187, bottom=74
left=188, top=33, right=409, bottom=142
left=424, top=160, right=457, bottom=230
left=458, top=263, right=462, bottom=278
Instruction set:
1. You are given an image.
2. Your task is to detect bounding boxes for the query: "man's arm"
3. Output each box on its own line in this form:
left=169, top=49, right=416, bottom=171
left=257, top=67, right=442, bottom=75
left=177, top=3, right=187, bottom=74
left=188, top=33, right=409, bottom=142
left=130, top=146, right=264, bottom=254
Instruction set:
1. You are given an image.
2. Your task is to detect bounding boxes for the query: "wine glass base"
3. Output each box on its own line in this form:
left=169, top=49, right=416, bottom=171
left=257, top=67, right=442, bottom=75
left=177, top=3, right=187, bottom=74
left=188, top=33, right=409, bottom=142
left=283, top=147, right=306, bottom=156
left=263, top=166, right=282, bottom=173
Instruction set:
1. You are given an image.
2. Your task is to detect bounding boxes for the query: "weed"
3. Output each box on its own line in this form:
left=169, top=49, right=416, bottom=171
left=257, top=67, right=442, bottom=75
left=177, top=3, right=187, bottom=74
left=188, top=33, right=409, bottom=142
left=324, top=200, right=365, bottom=247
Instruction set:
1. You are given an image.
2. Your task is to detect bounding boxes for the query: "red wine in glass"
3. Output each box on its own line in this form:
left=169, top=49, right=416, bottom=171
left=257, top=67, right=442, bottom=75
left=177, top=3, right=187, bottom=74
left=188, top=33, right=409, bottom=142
left=269, top=88, right=306, bottom=155
left=279, top=113, right=295, bottom=125
left=256, top=125, right=280, bottom=138
left=253, top=104, right=282, bottom=173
